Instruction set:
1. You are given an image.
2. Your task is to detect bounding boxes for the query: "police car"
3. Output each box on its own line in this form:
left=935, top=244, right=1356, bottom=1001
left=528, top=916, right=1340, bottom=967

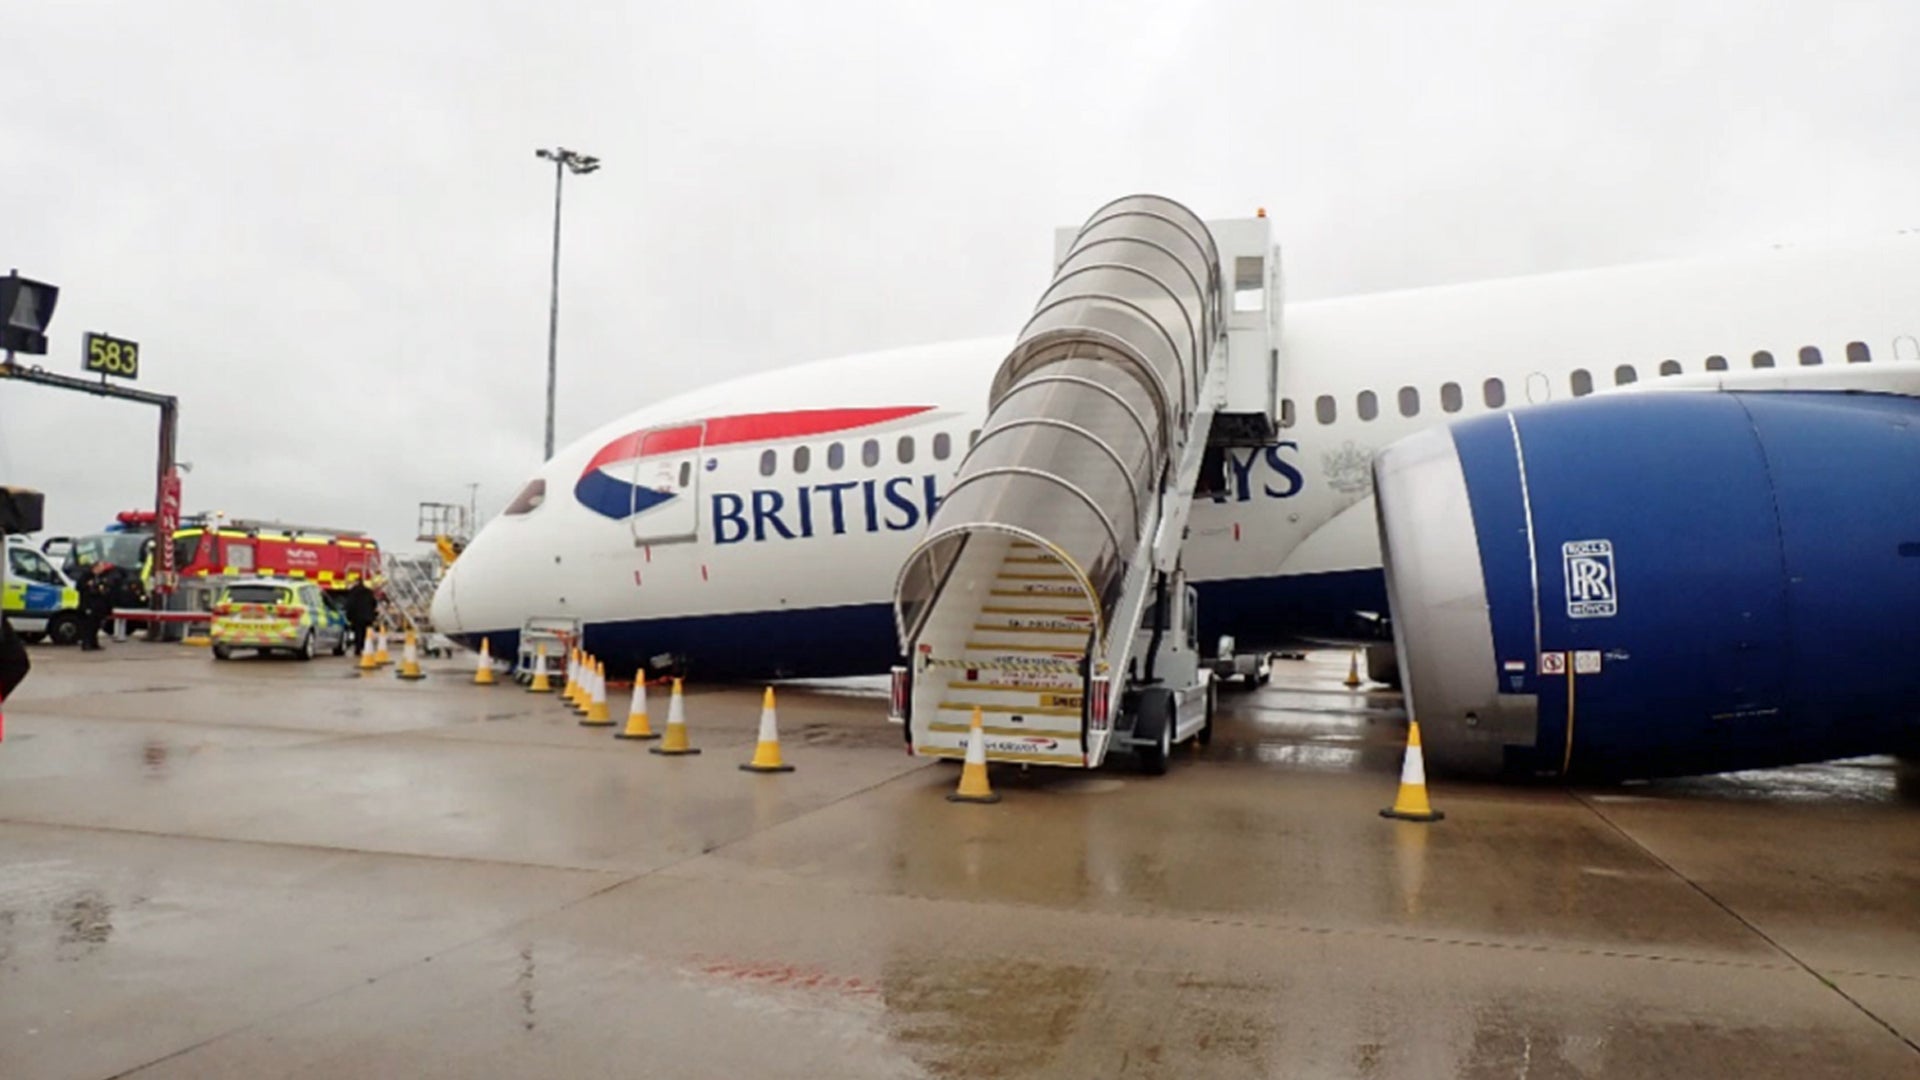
left=4, top=537, right=82, bottom=645
left=209, top=578, right=350, bottom=660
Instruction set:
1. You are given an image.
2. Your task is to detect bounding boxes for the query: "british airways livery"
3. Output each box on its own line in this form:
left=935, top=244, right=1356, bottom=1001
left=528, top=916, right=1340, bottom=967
left=435, top=204, right=1920, bottom=781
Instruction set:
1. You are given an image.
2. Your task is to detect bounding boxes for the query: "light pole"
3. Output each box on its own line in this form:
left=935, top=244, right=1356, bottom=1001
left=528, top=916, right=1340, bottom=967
left=534, top=146, right=600, bottom=461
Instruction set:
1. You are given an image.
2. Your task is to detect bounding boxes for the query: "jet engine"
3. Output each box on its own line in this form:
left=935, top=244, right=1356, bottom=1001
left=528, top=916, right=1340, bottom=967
left=1374, top=390, right=1920, bottom=779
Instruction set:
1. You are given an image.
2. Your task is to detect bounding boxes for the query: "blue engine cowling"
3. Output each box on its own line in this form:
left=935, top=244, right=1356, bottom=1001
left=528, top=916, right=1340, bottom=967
left=1374, top=390, right=1920, bottom=780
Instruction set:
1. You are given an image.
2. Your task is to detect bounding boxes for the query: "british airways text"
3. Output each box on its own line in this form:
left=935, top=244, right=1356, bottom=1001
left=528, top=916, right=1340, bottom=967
left=709, top=442, right=1303, bottom=545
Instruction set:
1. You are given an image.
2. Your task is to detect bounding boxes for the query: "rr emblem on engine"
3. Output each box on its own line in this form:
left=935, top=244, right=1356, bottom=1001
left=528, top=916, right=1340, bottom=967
left=1562, top=539, right=1617, bottom=618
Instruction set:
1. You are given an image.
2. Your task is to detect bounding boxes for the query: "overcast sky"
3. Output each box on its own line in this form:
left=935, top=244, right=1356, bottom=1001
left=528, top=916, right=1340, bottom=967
left=5, top=1, right=1916, bottom=549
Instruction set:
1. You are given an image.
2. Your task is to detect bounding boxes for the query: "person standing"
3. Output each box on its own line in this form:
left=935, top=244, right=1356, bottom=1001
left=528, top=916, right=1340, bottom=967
left=77, top=563, right=114, bottom=651
left=344, top=579, right=378, bottom=656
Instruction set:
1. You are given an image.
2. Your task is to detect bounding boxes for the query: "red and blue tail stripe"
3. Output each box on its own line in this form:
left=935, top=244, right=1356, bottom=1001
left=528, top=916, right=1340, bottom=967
left=574, top=405, right=934, bottom=520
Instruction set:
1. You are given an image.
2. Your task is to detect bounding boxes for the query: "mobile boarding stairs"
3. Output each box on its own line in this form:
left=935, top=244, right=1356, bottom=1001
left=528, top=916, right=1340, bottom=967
left=890, top=195, right=1283, bottom=773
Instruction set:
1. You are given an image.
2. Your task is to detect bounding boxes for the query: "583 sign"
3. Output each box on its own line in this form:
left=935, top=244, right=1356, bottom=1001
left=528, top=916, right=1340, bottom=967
left=83, top=332, right=140, bottom=380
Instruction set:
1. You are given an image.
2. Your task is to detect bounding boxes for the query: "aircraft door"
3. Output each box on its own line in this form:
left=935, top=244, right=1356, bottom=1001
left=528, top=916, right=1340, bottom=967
left=630, top=422, right=705, bottom=544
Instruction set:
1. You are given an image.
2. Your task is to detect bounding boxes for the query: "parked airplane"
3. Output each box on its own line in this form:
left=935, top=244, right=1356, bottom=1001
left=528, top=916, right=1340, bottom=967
left=433, top=227, right=1920, bottom=779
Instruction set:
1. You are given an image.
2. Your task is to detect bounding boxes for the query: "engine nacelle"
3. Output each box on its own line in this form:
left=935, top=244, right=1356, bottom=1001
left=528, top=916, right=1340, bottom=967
left=1374, top=391, right=1920, bottom=779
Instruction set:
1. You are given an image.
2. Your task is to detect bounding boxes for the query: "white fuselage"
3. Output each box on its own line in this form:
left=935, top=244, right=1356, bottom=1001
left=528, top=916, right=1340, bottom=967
left=434, top=234, right=1920, bottom=674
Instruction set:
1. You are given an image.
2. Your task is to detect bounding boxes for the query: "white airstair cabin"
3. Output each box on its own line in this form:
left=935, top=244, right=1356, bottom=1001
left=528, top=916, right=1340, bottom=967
left=890, top=195, right=1281, bottom=772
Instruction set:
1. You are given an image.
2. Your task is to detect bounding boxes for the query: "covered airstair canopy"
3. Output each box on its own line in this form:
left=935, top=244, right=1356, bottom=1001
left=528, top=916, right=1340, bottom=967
left=895, top=195, right=1222, bottom=651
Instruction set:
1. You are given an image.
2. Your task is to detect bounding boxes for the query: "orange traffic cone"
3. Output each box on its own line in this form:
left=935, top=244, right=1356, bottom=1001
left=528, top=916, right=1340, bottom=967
left=616, top=672, right=658, bottom=740
left=357, top=629, right=378, bottom=673
left=374, top=629, right=392, bottom=667
left=396, top=630, right=427, bottom=681
left=649, top=678, right=701, bottom=756
left=740, top=687, right=794, bottom=773
left=580, top=659, right=613, bottom=726
left=948, top=706, right=1000, bottom=804
left=527, top=644, right=554, bottom=693
left=473, top=638, right=497, bottom=685
left=1381, top=720, right=1444, bottom=822
left=1344, top=650, right=1363, bottom=689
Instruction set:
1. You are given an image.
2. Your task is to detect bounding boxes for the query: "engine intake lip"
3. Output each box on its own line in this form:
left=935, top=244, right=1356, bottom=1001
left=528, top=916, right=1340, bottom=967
left=1374, top=424, right=1536, bottom=776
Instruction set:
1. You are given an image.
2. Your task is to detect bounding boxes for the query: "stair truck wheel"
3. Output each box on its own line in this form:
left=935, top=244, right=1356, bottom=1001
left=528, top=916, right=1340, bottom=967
left=1133, top=686, right=1175, bottom=776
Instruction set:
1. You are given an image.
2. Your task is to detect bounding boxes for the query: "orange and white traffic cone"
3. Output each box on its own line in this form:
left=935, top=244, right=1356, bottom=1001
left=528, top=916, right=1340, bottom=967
left=649, top=678, right=701, bottom=756
left=740, top=687, right=794, bottom=773
left=527, top=644, right=554, bottom=693
left=580, top=659, right=613, bottom=726
left=1344, top=650, right=1363, bottom=689
left=396, top=630, right=427, bottom=681
left=616, top=673, right=658, bottom=740
left=374, top=629, right=392, bottom=667
left=948, top=706, right=1000, bottom=804
left=1380, top=720, right=1444, bottom=822
left=473, top=638, right=497, bottom=686
left=357, top=629, right=378, bottom=673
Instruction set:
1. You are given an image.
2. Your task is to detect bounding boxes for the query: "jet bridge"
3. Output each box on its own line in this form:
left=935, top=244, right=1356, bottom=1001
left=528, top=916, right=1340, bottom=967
left=891, top=195, right=1280, bottom=769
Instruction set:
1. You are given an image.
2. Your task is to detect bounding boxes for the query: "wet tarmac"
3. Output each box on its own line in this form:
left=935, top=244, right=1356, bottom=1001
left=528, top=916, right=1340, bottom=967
left=0, top=645, right=1915, bottom=1078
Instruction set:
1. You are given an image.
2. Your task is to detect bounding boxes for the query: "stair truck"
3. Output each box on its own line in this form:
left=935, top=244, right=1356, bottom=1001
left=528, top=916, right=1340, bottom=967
left=889, top=195, right=1282, bottom=773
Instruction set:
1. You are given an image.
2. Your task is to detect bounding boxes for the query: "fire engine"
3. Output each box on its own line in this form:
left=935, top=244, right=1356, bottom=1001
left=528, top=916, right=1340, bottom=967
left=67, top=511, right=382, bottom=613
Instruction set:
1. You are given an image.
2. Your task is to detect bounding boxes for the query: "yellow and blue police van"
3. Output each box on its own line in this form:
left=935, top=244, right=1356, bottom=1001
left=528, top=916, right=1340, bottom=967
left=209, top=578, right=351, bottom=661
left=4, top=537, right=82, bottom=645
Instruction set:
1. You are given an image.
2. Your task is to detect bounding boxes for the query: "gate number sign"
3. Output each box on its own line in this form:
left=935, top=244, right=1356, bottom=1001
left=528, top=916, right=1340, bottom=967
left=82, top=332, right=140, bottom=380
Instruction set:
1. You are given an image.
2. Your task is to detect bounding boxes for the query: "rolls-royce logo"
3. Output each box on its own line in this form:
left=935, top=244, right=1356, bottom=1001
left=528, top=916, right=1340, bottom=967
left=1562, top=539, right=1617, bottom=618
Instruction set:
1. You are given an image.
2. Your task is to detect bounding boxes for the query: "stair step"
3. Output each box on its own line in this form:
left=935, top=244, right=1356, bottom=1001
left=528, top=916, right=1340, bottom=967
left=940, top=699, right=1081, bottom=718
left=995, top=571, right=1076, bottom=582
left=966, top=640, right=1085, bottom=654
left=946, top=680, right=1082, bottom=693
left=990, top=584, right=1082, bottom=598
left=971, top=621, right=1087, bottom=636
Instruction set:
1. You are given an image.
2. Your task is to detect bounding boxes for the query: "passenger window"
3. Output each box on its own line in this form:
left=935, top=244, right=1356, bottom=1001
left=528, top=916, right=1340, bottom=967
left=897, top=436, right=915, bottom=464
left=1315, top=395, right=1336, bottom=424
left=792, top=445, right=811, bottom=474
left=1440, top=382, right=1463, bottom=413
left=1799, top=345, right=1823, bottom=366
left=862, top=439, right=880, bottom=467
left=759, top=449, right=777, bottom=477
left=1659, top=360, right=1681, bottom=377
left=827, top=442, right=845, bottom=470
left=1847, top=341, right=1871, bottom=364
left=1398, top=386, right=1419, bottom=417
left=1706, top=355, right=1728, bottom=371
left=1614, top=365, right=1638, bottom=386
left=678, top=462, right=691, bottom=488
left=933, top=432, right=952, bottom=461
left=1356, top=390, right=1378, bottom=421
left=1570, top=369, right=1593, bottom=397
left=1280, top=398, right=1295, bottom=428
left=1483, top=378, right=1506, bottom=408
left=1752, top=350, right=1775, bottom=368
left=504, top=478, right=547, bottom=515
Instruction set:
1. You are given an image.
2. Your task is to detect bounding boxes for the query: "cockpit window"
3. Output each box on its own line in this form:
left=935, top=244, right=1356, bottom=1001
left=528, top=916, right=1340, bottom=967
left=504, top=478, right=547, bottom=515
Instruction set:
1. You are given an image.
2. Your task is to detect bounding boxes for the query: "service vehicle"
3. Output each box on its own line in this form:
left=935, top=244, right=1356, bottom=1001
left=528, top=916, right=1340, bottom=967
left=209, top=578, right=351, bottom=660
left=3, top=536, right=82, bottom=645
left=1209, top=637, right=1272, bottom=687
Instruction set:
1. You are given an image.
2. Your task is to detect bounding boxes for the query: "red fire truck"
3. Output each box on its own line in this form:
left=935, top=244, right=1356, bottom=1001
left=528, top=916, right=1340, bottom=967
left=67, top=511, right=382, bottom=606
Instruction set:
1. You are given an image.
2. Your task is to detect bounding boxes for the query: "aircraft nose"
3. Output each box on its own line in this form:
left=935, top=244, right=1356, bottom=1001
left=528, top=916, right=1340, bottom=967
left=430, top=563, right=461, bottom=634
